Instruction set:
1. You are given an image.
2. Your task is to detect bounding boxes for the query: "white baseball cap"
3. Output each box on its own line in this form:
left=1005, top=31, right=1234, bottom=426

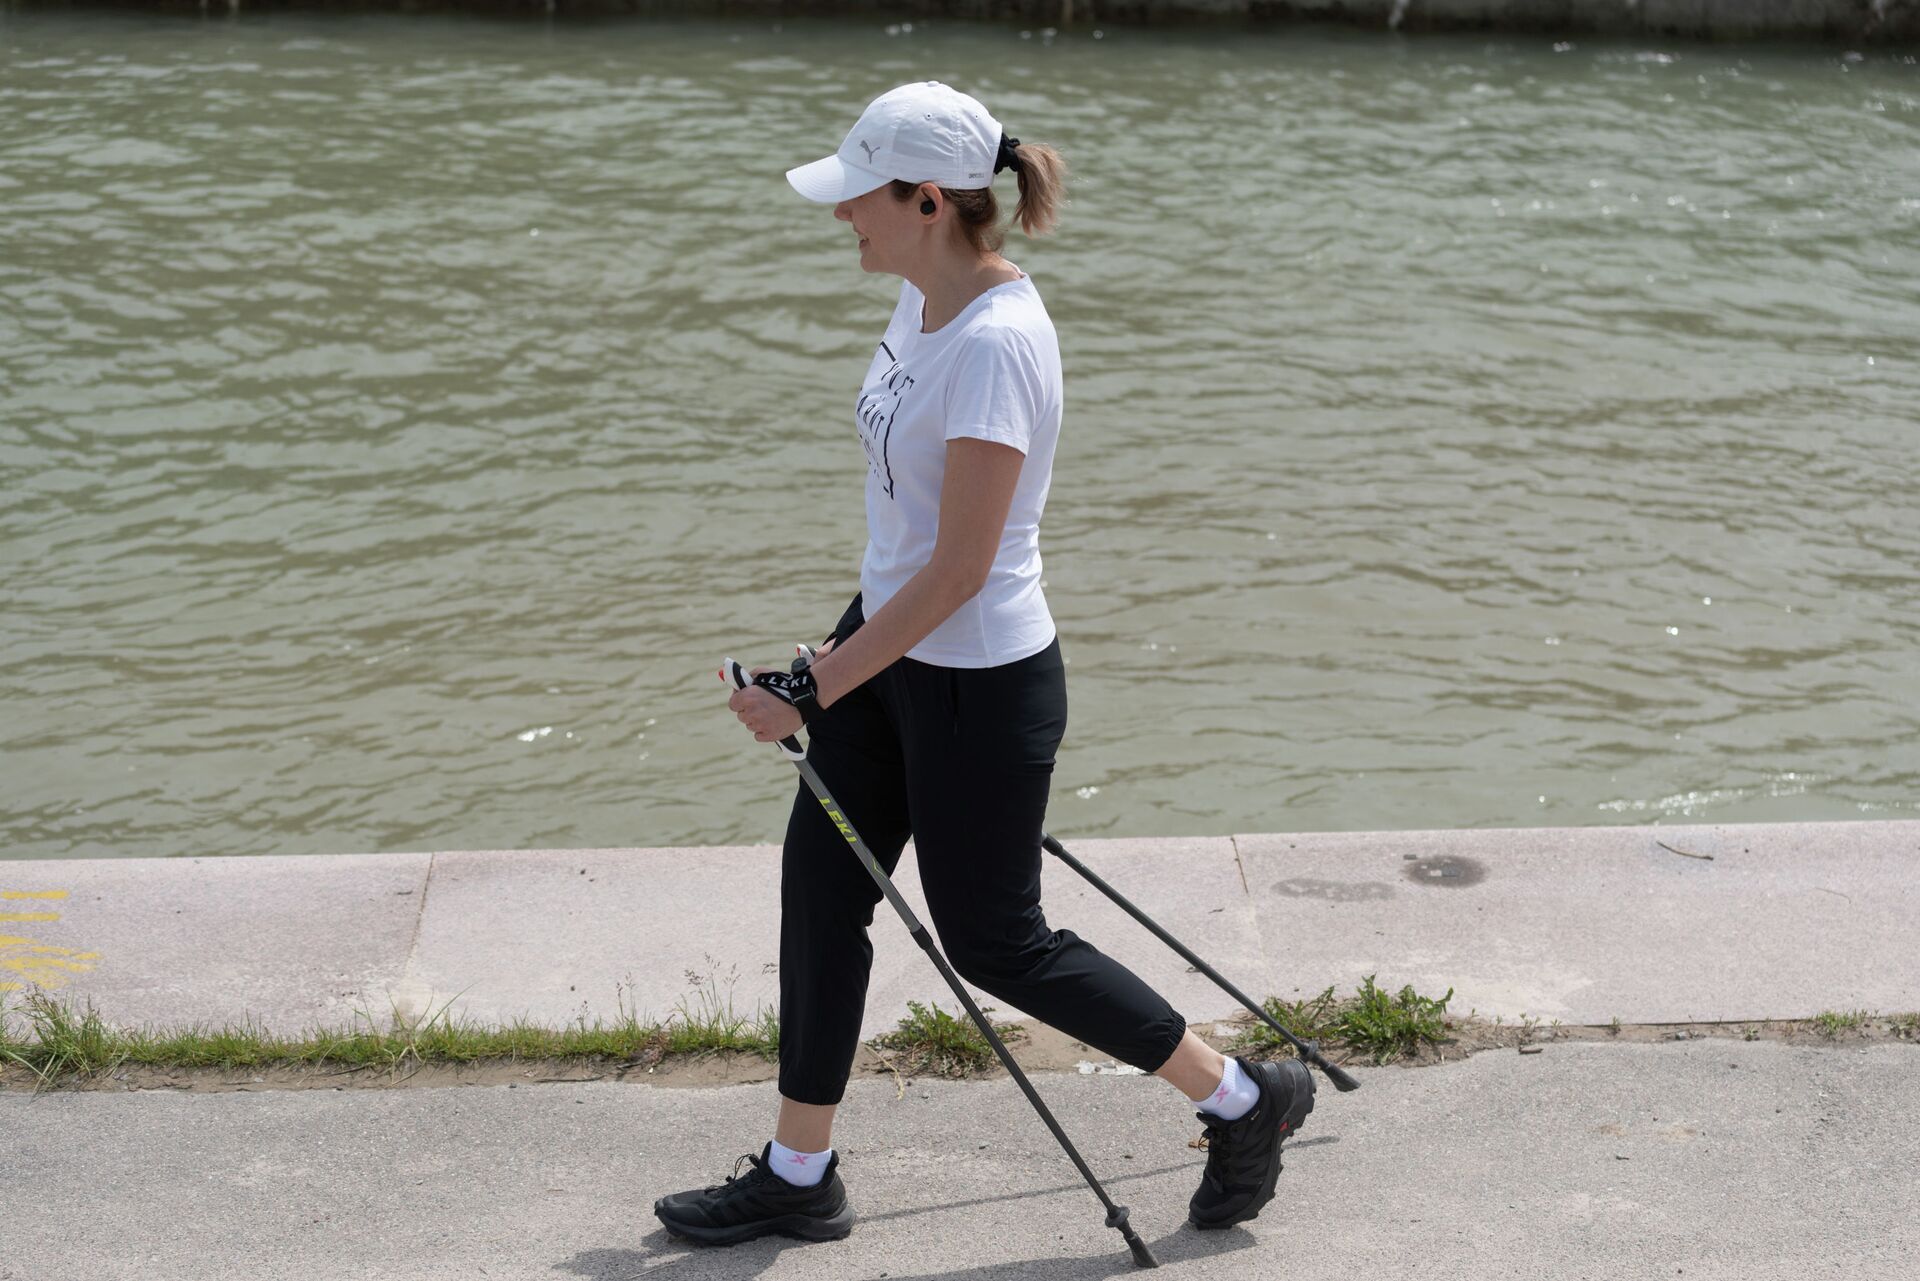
left=786, top=80, right=1005, bottom=204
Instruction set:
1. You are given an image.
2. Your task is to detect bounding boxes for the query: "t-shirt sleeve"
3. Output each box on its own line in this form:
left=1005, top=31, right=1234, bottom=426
left=943, top=328, right=1045, bottom=455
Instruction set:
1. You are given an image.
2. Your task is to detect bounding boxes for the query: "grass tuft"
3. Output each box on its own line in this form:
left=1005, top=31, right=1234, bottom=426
left=662, top=962, right=778, bottom=1061
left=1340, top=974, right=1455, bottom=1064
left=866, top=999, right=1022, bottom=1078
left=1234, top=974, right=1454, bottom=1065
left=1242, top=985, right=1344, bottom=1049
left=1810, top=1008, right=1873, bottom=1039
left=0, top=961, right=778, bottom=1093
left=1, top=987, right=130, bottom=1087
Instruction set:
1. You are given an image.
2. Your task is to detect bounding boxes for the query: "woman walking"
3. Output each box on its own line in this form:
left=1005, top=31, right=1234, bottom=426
left=655, top=80, right=1312, bottom=1248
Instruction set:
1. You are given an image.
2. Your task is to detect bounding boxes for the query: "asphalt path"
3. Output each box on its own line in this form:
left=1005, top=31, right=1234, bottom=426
left=4, top=1040, right=1915, bottom=1280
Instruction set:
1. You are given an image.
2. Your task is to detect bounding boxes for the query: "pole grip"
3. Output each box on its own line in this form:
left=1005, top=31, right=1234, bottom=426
left=720, top=657, right=806, bottom=761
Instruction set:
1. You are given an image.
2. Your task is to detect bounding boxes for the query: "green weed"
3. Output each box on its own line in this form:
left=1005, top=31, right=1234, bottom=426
left=1231, top=975, right=1453, bottom=1065
left=1339, top=974, right=1455, bottom=1064
left=1811, top=1008, right=1872, bottom=1039
left=866, top=999, right=1022, bottom=1078
left=1236, top=985, right=1343, bottom=1054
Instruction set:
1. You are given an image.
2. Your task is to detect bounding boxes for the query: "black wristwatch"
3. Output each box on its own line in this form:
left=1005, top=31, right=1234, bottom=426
left=788, top=666, right=822, bottom=725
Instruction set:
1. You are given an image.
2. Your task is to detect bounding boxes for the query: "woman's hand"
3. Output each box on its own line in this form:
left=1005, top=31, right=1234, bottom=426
left=723, top=636, right=836, bottom=743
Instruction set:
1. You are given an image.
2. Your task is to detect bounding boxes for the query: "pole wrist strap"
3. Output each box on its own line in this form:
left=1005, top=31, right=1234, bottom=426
left=753, top=668, right=822, bottom=725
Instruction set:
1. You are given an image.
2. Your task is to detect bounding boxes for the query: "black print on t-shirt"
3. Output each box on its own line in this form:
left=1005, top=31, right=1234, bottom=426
left=856, top=342, right=913, bottom=501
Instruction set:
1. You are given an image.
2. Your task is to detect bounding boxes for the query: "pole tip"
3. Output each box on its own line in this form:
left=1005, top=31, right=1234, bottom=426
left=1106, top=1204, right=1156, bottom=1267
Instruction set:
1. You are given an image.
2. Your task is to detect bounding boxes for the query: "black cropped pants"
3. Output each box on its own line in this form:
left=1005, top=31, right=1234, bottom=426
left=776, top=591, right=1188, bottom=1107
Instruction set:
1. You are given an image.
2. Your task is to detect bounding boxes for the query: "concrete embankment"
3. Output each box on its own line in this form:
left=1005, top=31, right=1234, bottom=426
left=4, top=819, right=1915, bottom=1043
left=6, top=820, right=1917, bottom=1281
left=12, top=1, right=1920, bottom=45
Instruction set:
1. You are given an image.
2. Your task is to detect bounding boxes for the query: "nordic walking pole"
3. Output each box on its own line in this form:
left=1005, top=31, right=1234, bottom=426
left=1038, top=832, right=1359, bottom=1094
left=721, top=654, right=1157, bottom=1269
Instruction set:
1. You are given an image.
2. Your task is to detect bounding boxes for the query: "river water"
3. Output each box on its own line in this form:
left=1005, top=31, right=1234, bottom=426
left=4, top=13, right=1916, bottom=861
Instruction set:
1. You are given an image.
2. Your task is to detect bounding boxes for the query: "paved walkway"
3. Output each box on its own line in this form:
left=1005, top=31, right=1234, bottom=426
left=4, top=1041, right=1916, bottom=1280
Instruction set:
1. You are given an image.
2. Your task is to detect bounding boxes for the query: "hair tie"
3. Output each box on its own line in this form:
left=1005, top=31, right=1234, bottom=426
left=995, top=134, right=1024, bottom=176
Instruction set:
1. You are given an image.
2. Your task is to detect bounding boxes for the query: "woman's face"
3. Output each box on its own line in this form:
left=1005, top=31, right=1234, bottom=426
left=835, top=182, right=935, bottom=275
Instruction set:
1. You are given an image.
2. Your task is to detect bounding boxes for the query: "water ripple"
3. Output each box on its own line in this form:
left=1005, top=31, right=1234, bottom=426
left=4, top=15, right=1918, bottom=860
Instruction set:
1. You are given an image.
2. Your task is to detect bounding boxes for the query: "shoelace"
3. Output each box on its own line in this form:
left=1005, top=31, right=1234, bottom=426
left=1198, top=1113, right=1259, bottom=1198
left=699, top=1151, right=768, bottom=1195
left=1199, top=1117, right=1235, bottom=1192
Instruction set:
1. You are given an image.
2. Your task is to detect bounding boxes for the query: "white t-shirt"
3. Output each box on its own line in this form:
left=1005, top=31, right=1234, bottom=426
left=854, top=265, right=1063, bottom=668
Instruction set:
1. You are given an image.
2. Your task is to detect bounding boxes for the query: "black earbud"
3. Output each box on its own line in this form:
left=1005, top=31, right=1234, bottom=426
left=921, top=198, right=936, bottom=215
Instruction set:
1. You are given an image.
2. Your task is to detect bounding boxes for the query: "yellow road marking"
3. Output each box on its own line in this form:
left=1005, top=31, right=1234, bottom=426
left=0, top=935, right=98, bottom=991
left=1, top=890, right=68, bottom=899
left=2, top=955, right=95, bottom=975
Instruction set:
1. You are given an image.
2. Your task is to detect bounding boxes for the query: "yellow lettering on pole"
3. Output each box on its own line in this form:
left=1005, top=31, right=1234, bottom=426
left=815, top=798, right=859, bottom=844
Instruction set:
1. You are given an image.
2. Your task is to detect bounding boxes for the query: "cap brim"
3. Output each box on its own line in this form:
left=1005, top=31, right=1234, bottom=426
left=786, top=153, right=892, bottom=203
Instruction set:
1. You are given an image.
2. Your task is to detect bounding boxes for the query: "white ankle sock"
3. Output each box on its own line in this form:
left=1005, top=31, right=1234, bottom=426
left=1193, top=1056, right=1259, bottom=1121
left=767, top=1137, right=833, bottom=1187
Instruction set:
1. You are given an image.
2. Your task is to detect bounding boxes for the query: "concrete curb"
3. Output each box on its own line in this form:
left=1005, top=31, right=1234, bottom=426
left=26, top=2, right=1920, bottom=46
left=4, top=819, right=1916, bottom=1045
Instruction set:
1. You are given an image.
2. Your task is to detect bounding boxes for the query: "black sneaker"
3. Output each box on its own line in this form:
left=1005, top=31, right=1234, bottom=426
left=1188, top=1055, right=1315, bottom=1230
left=653, top=1141, right=855, bottom=1246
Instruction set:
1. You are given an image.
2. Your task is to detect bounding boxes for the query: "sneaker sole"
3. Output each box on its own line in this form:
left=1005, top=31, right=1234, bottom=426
left=654, top=1202, right=855, bottom=1246
left=1189, top=1057, right=1316, bottom=1231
